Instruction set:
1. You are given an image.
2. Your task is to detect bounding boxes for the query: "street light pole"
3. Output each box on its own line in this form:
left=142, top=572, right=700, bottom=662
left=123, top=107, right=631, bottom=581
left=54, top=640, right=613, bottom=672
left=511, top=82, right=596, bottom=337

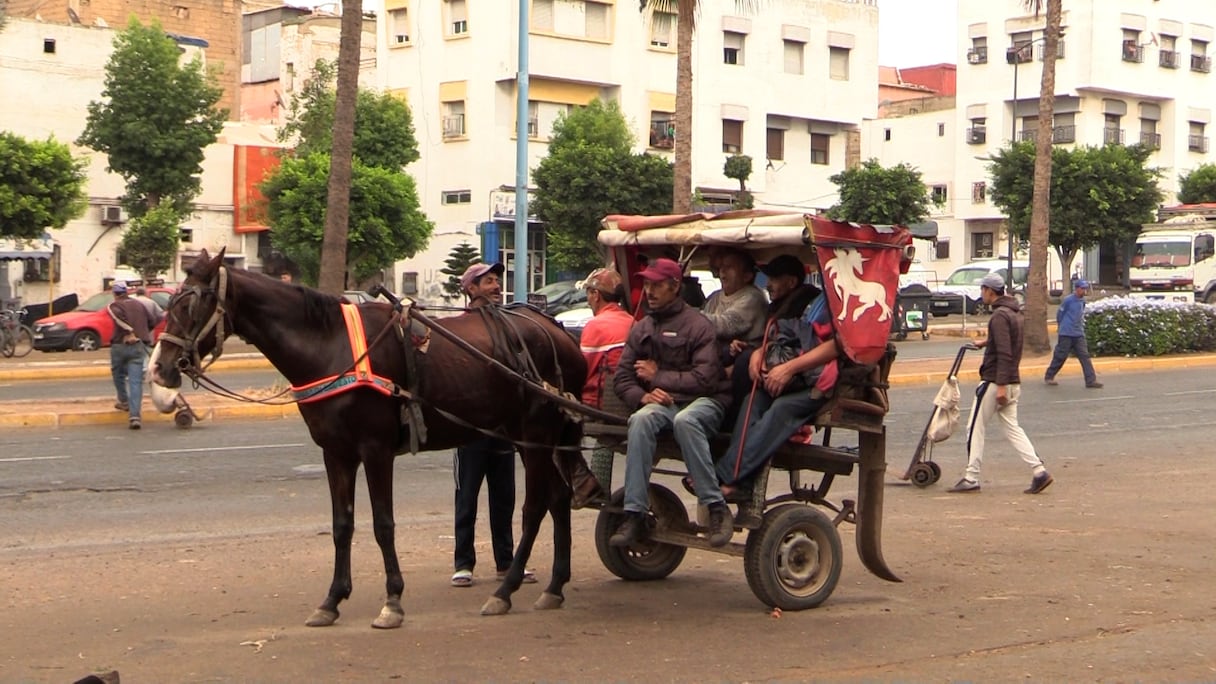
left=1009, top=49, right=1019, bottom=281
left=513, top=0, right=530, bottom=302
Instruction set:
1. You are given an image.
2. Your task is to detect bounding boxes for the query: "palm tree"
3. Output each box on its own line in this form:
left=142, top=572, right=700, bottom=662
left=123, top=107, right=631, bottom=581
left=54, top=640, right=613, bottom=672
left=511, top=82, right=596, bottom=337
left=1022, top=0, right=1062, bottom=353
left=640, top=1, right=761, bottom=214
left=317, top=0, right=364, bottom=294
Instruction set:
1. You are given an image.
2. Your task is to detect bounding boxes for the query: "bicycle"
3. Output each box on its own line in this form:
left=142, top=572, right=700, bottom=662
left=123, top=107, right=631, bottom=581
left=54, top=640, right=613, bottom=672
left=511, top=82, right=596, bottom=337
left=0, top=308, right=35, bottom=358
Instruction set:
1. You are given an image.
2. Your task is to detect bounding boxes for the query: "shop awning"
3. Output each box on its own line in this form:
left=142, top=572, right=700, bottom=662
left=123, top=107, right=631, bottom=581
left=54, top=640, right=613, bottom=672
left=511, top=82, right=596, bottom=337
left=0, top=234, right=54, bottom=261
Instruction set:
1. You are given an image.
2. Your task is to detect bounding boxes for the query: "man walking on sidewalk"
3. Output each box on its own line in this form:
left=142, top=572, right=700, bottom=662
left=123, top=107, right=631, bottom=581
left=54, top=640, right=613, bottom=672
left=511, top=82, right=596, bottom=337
left=107, top=282, right=154, bottom=430
left=949, top=273, right=1053, bottom=495
left=1044, top=279, right=1102, bottom=388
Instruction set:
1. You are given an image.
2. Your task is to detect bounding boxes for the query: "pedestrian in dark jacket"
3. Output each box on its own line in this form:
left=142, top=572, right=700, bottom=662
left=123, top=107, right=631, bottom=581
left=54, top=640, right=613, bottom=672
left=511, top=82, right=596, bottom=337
left=610, top=258, right=734, bottom=548
left=1044, top=279, right=1102, bottom=388
left=949, top=273, right=1054, bottom=495
left=108, top=281, right=154, bottom=430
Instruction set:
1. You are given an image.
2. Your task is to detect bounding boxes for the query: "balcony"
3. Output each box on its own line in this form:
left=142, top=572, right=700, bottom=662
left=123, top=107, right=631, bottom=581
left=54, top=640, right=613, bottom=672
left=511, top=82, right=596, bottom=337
left=442, top=114, right=465, bottom=139
left=966, top=126, right=986, bottom=145
left=1103, top=127, right=1124, bottom=145
left=1019, top=126, right=1076, bottom=144
left=1139, top=131, right=1162, bottom=149
left=1006, top=43, right=1033, bottom=64
left=967, top=46, right=987, bottom=64
left=1188, top=134, right=1210, bottom=153
left=649, top=120, right=675, bottom=148
left=1159, top=50, right=1179, bottom=68
left=1122, top=42, right=1144, bottom=63
left=1192, top=54, right=1213, bottom=73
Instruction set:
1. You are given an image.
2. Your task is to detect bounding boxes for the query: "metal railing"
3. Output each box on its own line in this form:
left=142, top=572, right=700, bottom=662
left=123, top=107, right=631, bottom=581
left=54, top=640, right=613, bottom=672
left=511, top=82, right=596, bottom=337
left=1192, top=54, right=1213, bottom=73
left=1159, top=50, right=1180, bottom=68
left=1188, top=134, right=1210, bottom=153
left=442, top=114, right=465, bottom=138
left=967, top=47, right=987, bottom=64
left=1122, top=43, right=1144, bottom=63
left=1103, top=127, right=1124, bottom=145
left=1140, top=131, right=1162, bottom=149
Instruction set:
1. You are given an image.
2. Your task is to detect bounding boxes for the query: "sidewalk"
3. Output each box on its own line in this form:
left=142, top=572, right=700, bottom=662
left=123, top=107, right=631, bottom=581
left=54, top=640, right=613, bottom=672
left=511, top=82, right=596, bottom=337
left=3, top=325, right=1215, bottom=429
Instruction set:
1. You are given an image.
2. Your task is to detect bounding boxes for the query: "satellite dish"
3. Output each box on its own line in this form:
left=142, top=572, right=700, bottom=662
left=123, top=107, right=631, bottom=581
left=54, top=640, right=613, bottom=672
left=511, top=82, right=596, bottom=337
left=67, top=6, right=81, bottom=24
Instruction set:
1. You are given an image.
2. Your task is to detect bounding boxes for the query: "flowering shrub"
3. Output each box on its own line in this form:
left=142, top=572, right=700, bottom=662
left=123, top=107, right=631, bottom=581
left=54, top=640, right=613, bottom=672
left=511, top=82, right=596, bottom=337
left=1086, top=297, right=1216, bottom=356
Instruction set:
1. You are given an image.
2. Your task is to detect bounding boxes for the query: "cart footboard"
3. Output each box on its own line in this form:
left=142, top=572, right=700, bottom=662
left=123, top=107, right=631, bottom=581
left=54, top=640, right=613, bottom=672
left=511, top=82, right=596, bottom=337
left=855, top=427, right=900, bottom=582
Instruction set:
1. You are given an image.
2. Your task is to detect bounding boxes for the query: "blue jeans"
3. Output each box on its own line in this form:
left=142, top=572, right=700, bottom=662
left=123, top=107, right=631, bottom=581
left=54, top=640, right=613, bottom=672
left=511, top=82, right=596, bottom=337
left=1044, top=334, right=1097, bottom=385
left=717, top=387, right=826, bottom=487
left=110, top=342, right=146, bottom=420
left=623, top=397, right=725, bottom=513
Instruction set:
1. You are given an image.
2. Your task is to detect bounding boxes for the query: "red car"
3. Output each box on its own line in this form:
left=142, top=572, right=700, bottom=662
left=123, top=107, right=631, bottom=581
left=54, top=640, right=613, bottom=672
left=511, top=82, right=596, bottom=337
left=32, top=287, right=174, bottom=352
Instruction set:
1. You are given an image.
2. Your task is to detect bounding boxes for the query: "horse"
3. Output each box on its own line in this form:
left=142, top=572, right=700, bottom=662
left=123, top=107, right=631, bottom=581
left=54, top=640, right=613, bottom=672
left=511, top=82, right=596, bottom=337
left=823, top=248, right=893, bottom=323
left=150, top=248, right=594, bottom=628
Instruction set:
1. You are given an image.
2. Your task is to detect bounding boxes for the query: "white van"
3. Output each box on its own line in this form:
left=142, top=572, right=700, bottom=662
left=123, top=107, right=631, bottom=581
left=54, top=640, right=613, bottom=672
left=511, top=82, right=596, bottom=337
left=930, top=259, right=1028, bottom=315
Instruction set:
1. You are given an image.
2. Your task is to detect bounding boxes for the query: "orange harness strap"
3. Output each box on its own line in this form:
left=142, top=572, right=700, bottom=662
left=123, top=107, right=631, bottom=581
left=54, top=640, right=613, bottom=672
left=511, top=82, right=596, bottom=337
left=290, top=303, right=398, bottom=403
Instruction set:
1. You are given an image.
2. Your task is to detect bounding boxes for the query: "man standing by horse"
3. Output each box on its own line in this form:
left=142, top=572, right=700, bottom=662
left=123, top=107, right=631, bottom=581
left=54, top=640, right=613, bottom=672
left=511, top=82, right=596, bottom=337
left=107, top=281, right=155, bottom=430
left=610, top=257, right=734, bottom=548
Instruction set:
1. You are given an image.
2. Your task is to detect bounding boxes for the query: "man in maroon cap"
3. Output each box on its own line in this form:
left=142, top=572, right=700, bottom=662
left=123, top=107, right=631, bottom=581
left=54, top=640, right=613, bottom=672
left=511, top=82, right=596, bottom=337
left=610, top=258, right=734, bottom=548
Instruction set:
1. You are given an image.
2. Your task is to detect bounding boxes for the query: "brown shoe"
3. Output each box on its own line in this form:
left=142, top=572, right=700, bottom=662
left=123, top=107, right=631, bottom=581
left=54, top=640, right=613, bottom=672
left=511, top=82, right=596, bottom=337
left=569, top=459, right=607, bottom=510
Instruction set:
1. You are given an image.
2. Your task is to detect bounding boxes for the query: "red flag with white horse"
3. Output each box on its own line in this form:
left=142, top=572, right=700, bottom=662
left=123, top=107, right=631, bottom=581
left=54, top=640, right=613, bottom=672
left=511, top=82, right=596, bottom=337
left=807, top=216, right=913, bottom=365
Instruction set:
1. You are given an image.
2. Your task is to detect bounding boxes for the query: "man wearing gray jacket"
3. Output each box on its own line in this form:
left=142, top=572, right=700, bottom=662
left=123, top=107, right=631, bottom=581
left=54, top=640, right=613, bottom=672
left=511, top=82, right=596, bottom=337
left=949, top=273, right=1054, bottom=495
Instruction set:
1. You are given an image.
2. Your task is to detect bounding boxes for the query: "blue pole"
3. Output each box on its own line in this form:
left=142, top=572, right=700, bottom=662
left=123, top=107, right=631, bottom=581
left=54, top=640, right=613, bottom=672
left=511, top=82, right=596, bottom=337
left=513, top=0, right=530, bottom=302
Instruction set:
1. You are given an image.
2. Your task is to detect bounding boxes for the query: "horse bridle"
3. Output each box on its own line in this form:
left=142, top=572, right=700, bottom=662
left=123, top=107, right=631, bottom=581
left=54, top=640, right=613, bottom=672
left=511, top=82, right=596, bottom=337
left=160, top=266, right=231, bottom=377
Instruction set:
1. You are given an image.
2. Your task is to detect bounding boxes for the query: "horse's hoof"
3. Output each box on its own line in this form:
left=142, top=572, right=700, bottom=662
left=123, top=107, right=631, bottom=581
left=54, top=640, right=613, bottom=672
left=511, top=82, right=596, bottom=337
left=533, top=592, right=564, bottom=611
left=304, top=607, right=339, bottom=627
left=371, top=601, right=404, bottom=629
left=480, top=596, right=511, bottom=616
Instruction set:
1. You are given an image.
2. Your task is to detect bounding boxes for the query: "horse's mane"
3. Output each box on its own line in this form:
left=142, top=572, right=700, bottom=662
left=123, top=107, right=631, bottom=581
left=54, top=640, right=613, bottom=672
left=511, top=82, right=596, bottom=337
left=189, top=262, right=346, bottom=333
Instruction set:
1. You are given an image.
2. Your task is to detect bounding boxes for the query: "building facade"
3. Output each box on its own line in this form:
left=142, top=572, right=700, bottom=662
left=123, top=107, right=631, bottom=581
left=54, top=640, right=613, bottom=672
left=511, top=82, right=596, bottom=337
left=374, top=0, right=880, bottom=303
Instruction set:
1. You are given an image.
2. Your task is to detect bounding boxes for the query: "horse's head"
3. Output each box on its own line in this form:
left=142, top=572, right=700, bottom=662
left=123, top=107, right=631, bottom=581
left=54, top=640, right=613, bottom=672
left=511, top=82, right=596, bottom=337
left=152, top=247, right=230, bottom=389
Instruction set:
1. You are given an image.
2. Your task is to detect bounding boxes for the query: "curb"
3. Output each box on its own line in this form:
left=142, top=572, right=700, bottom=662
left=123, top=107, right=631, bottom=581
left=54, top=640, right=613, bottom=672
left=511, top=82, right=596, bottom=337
left=0, top=356, right=271, bottom=382
left=0, top=402, right=294, bottom=429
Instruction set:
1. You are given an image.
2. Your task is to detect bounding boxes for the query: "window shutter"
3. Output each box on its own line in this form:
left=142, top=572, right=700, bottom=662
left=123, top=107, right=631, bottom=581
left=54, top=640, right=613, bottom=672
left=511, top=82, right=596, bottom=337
left=532, top=0, right=554, bottom=31
left=783, top=40, right=803, bottom=74
left=585, top=1, right=608, bottom=39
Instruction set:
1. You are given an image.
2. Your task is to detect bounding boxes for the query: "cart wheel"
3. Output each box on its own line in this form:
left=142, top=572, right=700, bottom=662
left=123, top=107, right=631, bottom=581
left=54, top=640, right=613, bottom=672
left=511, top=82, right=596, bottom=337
left=174, top=410, right=194, bottom=429
left=921, top=332, right=930, bottom=340
left=909, top=463, right=936, bottom=487
left=594, top=485, right=687, bottom=581
left=927, top=461, right=942, bottom=484
left=743, top=504, right=842, bottom=611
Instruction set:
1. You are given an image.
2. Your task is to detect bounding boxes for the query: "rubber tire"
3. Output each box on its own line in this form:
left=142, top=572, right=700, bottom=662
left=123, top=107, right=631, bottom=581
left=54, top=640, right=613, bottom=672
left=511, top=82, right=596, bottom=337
left=1205, top=290, right=1216, bottom=305
left=594, top=485, right=688, bottom=582
left=8, top=325, right=34, bottom=357
left=927, top=461, right=942, bottom=484
left=744, top=504, right=842, bottom=611
left=910, top=463, right=936, bottom=488
left=174, top=410, right=194, bottom=428
left=71, top=330, right=101, bottom=352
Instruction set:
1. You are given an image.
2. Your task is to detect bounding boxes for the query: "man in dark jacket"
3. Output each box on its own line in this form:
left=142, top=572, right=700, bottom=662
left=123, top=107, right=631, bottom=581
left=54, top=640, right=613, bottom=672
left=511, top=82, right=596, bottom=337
left=610, top=258, right=734, bottom=548
left=949, top=273, right=1054, bottom=495
left=107, top=281, right=154, bottom=429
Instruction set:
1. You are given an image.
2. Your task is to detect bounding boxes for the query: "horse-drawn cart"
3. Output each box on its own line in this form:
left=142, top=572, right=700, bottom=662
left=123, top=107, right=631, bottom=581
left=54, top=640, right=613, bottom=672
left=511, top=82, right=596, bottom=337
left=580, top=211, right=914, bottom=610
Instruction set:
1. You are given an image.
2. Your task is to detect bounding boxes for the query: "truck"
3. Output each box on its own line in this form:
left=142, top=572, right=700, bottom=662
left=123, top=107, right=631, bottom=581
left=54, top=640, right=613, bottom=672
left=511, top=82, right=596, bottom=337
left=1130, top=204, right=1216, bottom=303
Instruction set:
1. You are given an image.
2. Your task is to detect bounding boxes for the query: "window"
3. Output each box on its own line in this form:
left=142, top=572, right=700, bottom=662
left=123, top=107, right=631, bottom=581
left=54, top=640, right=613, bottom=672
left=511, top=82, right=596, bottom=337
left=1189, top=122, right=1209, bottom=153
left=442, top=190, right=472, bottom=204
left=783, top=39, right=804, bottom=74
left=810, top=133, right=829, bottom=165
left=1008, top=32, right=1032, bottom=63
left=967, top=37, right=987, bottom=64
left=179, top=227, right=193, bottom=243
left=722, top=119, right=743, bottom=154
left=388, top=8, right=410, bottom=45
left=442, top=101, right=466, bottom=139
left=934, top=238, right=950, bottom=260
left=723, top=31, right=744, bottom=65
left=829, top=46, right=850, bottom=80
left=1160, top=34, right=1179, bottom=68
left=971, top=181, right=987, bottom=204
left=1193, top=39, right=1212, bottom=72
left=446, top=0, right=468, bottom=36
left=972, top=232, right=994, bottom=259
left=766, top=128, right=784, bottom=161
left=1104, top=113, right=1123, bottom=145
left=938, top=122, right=946, bottom=137
left=1140, top=118, right=1161, bottom=149
left=650, top=11, right=674, bottom=48
left=1019, top=116, right=1039, bottom=142
left=585, top=1, right=609, bottom=40
left=401, top=272, right=419, bottom=295
left=527, top=100, right=539, bottom=138
left=883, top=128, right=891, bottom=142
left=531, top=0, right=554, bottom=31
left=1053, top=112, right=1076, bottom=143
left=43, top=38, right=56, bottom=54
left=649, top=113, right=674, bottom=148
left=931, top=184, right=948, bottom=205
left=1123, top=29, right=1143, bottom=62
left=967, top=118, right=986, bottom=144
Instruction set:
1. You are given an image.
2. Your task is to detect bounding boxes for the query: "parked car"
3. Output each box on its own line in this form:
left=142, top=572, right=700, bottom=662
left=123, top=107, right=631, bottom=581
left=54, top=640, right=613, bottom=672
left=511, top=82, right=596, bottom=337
left=528, top=280, right=588, bottom=315
left=930, top=259, right=1027, bottom=316
left=32, top=287, right=174, bottom=352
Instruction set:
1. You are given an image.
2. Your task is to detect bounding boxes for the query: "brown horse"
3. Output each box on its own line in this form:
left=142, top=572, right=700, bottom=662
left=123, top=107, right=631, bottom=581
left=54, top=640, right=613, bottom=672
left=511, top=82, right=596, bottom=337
left=150, top=249, right=590, bottom=627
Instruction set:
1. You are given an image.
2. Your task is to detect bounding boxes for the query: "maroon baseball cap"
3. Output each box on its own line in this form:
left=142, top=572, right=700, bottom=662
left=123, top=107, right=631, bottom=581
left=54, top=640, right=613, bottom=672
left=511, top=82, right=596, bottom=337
left=635, top=257, right=683, bottom=283
left=460, top=262, right=504, bottom=292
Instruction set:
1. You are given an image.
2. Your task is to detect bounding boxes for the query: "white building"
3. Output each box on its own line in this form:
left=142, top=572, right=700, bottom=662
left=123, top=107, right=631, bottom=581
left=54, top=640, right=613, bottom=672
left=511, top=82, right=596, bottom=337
left=375, top=0, right=879, bottom=302
left=0, top=18, right=283, bottom=306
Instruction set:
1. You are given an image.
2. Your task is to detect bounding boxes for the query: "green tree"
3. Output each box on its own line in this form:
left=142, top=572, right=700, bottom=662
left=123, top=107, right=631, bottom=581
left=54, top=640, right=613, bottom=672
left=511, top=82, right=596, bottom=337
left=639, top=1, right=764, bottom=213
left=532, top=100, right=674, bottom=275
left=1178, top=164, right=1216, bottom=204
left=260, top=153, right=432, bottom=286
left=825, top=159, right=930, bottom=226
left=281, top=60, right=420, bottom=171
left=1022, top=0, right=1063, bottom=353
left=441, top=242, right=481, bottom=301
left=76, top=18, right=226, bottom=216
left=723, top=155, right=754, bottom=209
left=0, top=132, right=88, bottom=240
left=989, top=140, right=1162, bottom=276
left=119, top=205, right=181, bottom=279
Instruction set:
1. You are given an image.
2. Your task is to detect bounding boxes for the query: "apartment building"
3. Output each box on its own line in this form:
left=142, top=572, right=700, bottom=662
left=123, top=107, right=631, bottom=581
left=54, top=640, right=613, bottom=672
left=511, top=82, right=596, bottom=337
left=375, top=0, right=878, bottom=303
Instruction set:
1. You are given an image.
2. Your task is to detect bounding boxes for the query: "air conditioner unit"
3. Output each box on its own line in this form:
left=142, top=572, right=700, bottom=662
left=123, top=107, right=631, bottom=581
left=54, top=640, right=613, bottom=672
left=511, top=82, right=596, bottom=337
left=101, top=205, right=128, bottom=224
left=967, top=128, right=987, bottom=144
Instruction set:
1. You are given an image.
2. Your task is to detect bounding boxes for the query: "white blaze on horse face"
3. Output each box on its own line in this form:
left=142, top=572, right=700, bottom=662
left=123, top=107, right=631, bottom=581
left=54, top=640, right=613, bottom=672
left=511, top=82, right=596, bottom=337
left=823, top=248, right=893, bottom=323
left=147, top=342, right=182, bottom=412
